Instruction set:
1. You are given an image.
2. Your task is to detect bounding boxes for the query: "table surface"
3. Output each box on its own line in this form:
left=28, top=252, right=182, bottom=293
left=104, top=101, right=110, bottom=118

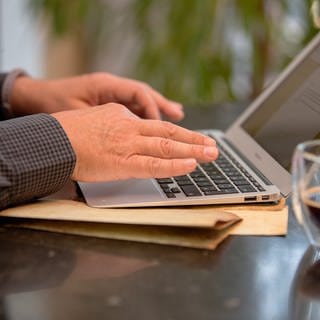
left=0, top=104, right=318, bottom=320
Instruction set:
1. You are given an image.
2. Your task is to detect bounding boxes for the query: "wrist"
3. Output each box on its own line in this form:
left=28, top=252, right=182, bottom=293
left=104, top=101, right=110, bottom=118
left=10, top=76, right=40, bottom=116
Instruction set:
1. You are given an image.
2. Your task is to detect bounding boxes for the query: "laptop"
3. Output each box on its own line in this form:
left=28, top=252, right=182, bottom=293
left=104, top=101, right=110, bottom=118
left=79, top=32, right=320, bottom=208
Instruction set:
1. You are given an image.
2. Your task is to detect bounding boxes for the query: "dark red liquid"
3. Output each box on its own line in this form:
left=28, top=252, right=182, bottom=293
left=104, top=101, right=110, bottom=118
left=303, top=187, right=320, bottom=228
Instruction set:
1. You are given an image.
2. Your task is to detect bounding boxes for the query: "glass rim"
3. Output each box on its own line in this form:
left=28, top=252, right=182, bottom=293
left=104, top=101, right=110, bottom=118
left=296, top=140, right=320, bottom=164
left=296, top=140, right=320, bottom=149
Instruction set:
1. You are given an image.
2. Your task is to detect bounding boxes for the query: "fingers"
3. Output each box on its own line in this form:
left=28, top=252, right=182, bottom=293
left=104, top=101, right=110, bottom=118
left=109, top=75, right=183, bottom=121
left=125, top=155, right=198, bottom=179
left=147, top=88, right=184, bottom=121
left=109, top=77, right=161, bottom=120
left=132, top=87, right=161, bottom=120
left=138, top=119, right=216, bottom=146
left=132, top=83, right=184, bottom=121
left=133, top=136, right=218, bottom=162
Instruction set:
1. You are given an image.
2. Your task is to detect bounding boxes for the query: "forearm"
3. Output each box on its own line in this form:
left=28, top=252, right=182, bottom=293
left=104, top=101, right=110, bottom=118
left=0, top=113, right=76, bottom=210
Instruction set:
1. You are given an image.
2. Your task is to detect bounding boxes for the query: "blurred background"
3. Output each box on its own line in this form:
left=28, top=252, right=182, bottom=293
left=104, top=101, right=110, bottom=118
left=0, top=0, right=318, bottom=107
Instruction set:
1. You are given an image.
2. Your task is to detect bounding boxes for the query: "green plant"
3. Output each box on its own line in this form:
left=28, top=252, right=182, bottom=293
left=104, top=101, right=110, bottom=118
left=29, top=0, right=318, bottom=105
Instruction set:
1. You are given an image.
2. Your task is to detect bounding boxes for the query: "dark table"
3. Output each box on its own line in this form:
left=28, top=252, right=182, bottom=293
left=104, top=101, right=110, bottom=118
left=0, top=104, right=317, bottom=320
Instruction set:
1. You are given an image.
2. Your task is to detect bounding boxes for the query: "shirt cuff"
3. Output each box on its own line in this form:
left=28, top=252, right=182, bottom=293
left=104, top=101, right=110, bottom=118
left=0, top=113, right=76, bottom=209
left=0, top=73, right=8, bottom=120
left=0, top=69, right=29, bottom=119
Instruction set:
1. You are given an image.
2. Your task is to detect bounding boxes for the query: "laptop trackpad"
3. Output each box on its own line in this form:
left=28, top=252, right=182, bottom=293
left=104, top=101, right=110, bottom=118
left=79, top=179, right=163, bottom=207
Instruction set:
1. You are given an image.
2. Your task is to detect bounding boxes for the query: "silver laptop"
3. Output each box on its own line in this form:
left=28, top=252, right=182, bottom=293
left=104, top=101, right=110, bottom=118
left=79, top=32, right=320, bottom=208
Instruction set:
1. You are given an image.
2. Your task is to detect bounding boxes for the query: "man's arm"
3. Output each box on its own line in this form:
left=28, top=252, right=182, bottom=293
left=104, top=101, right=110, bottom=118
left=0, top=70, right=217, bottom=209
left=0, top=114, right=76, bottom=210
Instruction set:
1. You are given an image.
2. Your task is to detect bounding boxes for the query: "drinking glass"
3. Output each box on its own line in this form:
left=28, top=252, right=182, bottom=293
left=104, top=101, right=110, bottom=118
left=292, top=140, right=320, bottom=246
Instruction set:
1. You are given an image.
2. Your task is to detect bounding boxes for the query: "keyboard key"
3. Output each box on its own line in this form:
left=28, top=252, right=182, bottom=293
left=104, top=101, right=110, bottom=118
left=221, top=188, right=238, bottom=193
left=200, top=186, right=218, bottom=192
left=252, top=181, right=266, bottom=191
left=190, top=172, right=206, bottom=178
left=159, top=184, right=170, bottom=189
left=229, top=175, right=246, bottom=181
left=208, top=174, right=225, bottom=180
left=177, top=180, right=194, bottom=186
left=212, top=179, right=229, bottom=184
left=204, top=190, right=222, bottom=196
left=165, top=193, right=176, bottom=198
left=174, top=175, right=189, bottom=181
left=193, top=177, right=210, bottom=183
left=201, top=163, right=215, bottom=169
left=238, top=185, right=256, bottom=193
left=218, top=164, right=234, bottom=169
left=217, top=183, right=235, bottom=189
left=219, top=168, right=235, bottom=174
left=180, top=185, right=202, bottom=197
left=233, top=180, right=252, bottom=186
left=170, top=187, right=181, bottom=193
left=156, top=178, right=173, bottom=184
left=197, top=181, right=214, bottom=187
left=204, top=170, right=221, bottom=176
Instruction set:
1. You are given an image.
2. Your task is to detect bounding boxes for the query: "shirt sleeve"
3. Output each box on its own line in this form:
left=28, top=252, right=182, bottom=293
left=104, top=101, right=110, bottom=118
left=0, top=113, right=76, bottom=210
left=0, top=73, right=8, bottom=120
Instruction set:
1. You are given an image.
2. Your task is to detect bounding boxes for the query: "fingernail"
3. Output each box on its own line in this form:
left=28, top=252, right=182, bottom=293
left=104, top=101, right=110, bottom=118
left=204, top=147, right=217, bottom=157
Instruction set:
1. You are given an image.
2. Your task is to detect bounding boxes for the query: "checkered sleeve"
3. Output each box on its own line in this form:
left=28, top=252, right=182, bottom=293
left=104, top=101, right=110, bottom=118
left=0, top=113, right=76, bottom=209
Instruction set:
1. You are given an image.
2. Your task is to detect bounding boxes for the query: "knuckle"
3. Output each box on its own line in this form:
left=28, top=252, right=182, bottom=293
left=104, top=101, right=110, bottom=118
left=118, top=140, right=131, bottom=156
left=134, top=83, right=146, bottom=94
left=147, top=157, right=162, bottom=177
left=191, top=144, right=202, bottom=158
left=88, top=72, right=100, bottom=79
left=114, top=156, right=123, bottom=179
left=136, top=80, right=150, bottom=89
left=108, top=102, right=126, bottom=110
left=142, top=83, right=152, bottom=91
left=169, top=160, right=176, bottom=175
left=86, top=72, right=107, bottom=84
left=159, top=139, right=172, bottom=158
left=163, top=121, right=176, bottom=137
left=192, top=132, right=205, bottom=145
left=109, top=102, right=137, bottom=119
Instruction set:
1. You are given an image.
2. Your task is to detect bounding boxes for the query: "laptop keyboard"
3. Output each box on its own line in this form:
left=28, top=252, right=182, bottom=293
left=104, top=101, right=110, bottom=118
left=156, top=141, right=266, bottom=198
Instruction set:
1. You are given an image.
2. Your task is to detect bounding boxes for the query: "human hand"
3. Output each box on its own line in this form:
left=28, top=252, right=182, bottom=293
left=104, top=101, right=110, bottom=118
left=52, top=103, right=218, bottom=181
left=10, top=73, right=184, bottom=121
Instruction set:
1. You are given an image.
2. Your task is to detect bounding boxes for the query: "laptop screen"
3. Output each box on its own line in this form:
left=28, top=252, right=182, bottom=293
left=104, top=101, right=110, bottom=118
left=241, top=45, right=320, bottom=171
